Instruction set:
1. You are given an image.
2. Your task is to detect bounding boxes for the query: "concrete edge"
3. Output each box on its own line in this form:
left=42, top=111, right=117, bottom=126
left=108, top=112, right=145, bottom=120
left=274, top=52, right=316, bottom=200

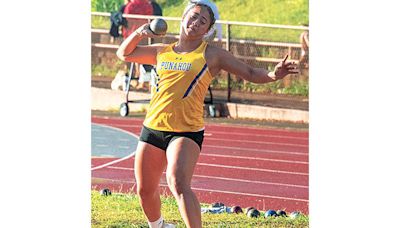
left=222, top=103, right=308, bottom=123
left=91, top=87, right=309, bottom=123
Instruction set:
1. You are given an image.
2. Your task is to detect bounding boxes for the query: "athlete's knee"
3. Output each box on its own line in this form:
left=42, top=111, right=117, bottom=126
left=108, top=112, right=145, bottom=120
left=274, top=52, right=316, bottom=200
left=166, top=173, right=190, bottom=197
left=137, top=184, right=158, bottom=200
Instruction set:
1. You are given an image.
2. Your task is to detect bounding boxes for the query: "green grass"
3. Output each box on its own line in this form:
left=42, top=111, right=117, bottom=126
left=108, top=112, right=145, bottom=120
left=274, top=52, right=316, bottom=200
left=156, top=0, right=308, bottom=25
left=157, top=0, right=308, bottom=42
left=91, top=0, right=123, bottom=12
left=92, top=64, right=121, bottom=77
left=92, top=190, right=309, bottom=228
left=280, top=79, right=309, bottom=96
left=92, top=15, right=110, bottom=29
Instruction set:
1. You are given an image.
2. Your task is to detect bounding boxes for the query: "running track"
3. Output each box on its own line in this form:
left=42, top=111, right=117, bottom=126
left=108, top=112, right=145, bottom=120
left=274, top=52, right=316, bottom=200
left=91, top=116, right=309, bottom=214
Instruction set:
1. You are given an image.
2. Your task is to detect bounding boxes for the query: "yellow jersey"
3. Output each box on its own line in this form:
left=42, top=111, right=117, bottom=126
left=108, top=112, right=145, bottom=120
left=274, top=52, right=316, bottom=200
left=143, top=41, right=213, bottom=132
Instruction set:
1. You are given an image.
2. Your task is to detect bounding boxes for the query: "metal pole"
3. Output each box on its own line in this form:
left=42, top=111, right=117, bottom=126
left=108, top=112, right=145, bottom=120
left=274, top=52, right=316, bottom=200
left=148, top=18, right=152, bottom=45
left=226, top=23, right=231, bottom=102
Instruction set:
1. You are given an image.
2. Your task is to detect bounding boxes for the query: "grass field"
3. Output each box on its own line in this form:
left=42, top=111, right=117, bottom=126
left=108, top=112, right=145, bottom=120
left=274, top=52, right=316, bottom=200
left=158, top=0, right=308, bottom=42
left=91, top=0, right=308, bottom=25
left=92, top=190, right=309, bottom=228
left=157, top=0, right=308, bottom=25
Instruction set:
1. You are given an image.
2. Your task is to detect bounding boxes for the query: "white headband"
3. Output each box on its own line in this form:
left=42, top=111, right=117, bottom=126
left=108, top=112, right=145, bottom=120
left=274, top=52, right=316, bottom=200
left=182, top=0, right=219, bottom=41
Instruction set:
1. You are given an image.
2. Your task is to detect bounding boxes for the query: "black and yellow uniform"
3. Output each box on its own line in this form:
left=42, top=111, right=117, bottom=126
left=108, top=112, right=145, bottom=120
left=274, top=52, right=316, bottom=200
left=143, top=41, right=213, bottom=132
left=140, top=41, right=212, bottom=150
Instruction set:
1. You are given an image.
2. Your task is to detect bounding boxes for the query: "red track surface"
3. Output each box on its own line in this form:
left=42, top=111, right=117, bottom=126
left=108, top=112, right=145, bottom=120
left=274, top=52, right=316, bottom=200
left=91, top=116, right=309, bottom=214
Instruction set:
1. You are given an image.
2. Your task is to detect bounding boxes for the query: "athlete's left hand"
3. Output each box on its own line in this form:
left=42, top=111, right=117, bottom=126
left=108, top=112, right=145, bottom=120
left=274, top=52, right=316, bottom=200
left=273, top=54, right=300, bottom=80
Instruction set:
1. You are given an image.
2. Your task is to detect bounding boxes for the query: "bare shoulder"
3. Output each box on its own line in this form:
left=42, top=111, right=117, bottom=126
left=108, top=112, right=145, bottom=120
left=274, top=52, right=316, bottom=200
left=205, top=44, right=225, bottom=58
left=205, top=44, right=228, bottom=76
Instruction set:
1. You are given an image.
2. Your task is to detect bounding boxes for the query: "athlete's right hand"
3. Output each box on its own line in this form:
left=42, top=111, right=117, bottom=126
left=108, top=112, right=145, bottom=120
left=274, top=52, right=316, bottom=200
left=135, top=23, right=164, bottom=39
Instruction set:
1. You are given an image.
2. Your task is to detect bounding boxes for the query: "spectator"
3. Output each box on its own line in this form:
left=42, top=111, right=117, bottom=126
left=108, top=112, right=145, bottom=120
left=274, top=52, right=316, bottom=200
left=150, top=0, right=162, bottom=16
left=299, top=26, right=309, bottom=69
left=122, top=0, right=153, bottom=39
left=109, top=0, right=130, bottom=38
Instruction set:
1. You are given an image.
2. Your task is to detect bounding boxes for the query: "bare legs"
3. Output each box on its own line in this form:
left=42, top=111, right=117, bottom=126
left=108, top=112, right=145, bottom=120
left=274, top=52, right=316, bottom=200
left=134, top=142, right=167, bottom=222
left=166, top=138, right=202, bottom=228
left=135, top=138, right=201, bottom=227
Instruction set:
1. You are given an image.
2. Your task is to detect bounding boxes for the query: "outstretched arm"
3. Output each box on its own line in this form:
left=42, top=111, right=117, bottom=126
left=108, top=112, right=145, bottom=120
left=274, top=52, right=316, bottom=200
left=214, top=48, right=299, bottom=83
left=116, top=23, right=166, bottom=65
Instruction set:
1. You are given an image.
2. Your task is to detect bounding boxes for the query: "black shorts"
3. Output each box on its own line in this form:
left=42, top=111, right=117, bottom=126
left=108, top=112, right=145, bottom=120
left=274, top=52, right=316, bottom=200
left=139, top=125, right=205, bottom=151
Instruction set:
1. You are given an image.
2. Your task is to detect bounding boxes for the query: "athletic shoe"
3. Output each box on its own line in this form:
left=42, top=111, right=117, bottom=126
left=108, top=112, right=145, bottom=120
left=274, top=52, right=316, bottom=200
left=162, top=221, right=176, bottom=228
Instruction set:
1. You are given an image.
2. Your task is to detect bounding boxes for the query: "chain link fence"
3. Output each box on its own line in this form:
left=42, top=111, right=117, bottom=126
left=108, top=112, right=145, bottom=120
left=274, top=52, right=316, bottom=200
left=91, top=12, right=309, bottom=102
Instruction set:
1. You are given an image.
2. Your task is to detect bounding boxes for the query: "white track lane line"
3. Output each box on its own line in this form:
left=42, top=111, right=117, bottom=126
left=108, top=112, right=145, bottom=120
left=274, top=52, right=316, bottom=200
left=92, top=120, right=309, bottom=198
left=93, top=136, right=107, bottom=140
left=92, top=177, right=308, bottom=202
left=106, top=162, right=307, bottom=176
left=93, top=123, right=308, bottom=156
left=92, top=149, right=308, bottom=167
left=200, top=153, right=308, bottom=165
left=91, top=153, right=136, bottom=171
left=195, top=163, right=308, bottom=175
left=205, top=137, right=308, bottom=147
left=95, top=159, right=308, bottom=176
left=191, top=187, right=309, bottom=202
left=91, top=122, right=307, bottom=170
left=94, top=124, right=308, bottom=155
left=91, top=123, right=139, bottom=171
left=203, top=145, right=308, bottom=156
left=205, top=130, right=308, bottom=140
left=94, top=144, right=109, bottom=147
left=99, top=166, right=308, bottom=189
left=118, top=146, right=131, bottom=149
left=101, top=123, right=308, bottom=140
left=192, top=174, right=308, bottom=188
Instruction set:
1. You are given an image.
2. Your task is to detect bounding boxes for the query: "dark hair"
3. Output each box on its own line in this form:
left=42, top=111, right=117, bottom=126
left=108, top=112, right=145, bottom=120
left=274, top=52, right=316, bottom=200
left=184, top=3, right=216, bottom=30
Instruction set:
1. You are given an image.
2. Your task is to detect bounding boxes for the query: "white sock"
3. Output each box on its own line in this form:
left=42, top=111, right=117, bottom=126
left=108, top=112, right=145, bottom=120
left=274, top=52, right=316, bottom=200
left=148, top=216, right=164, bottom=228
